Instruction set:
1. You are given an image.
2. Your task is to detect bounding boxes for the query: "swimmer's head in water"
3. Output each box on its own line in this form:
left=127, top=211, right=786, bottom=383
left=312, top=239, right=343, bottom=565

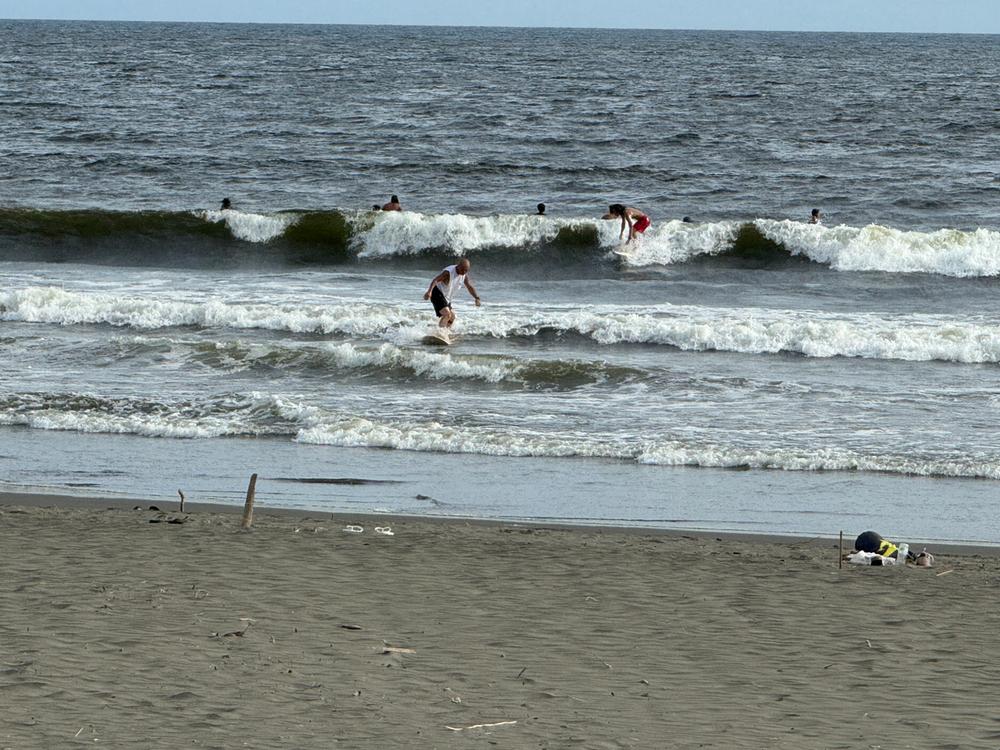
left=812, top=208, right=821, bottom=217
left=390, top=195, right=399, bottom=203
left=221, top=198, right=231, bottom=209
left=372, top=204, right=381, bottom=210
left=537, top=203, right=545, bottom=214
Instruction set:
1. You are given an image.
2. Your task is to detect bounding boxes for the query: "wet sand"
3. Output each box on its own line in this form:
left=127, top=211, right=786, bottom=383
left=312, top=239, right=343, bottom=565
left=2, top=492, right=998, bottom=749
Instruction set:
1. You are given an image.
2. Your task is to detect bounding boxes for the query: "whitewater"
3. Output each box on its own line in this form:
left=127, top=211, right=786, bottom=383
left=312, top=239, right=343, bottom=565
left=9, top=207, right=1000, bottom=278
left=4, top=22, right=1000, bottom=541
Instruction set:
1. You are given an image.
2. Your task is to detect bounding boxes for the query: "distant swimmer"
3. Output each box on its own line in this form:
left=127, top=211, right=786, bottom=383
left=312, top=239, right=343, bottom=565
left=220, top=197, right=232, bottom=210
left=382, top=194, right=402, bottom=211
left=607, top=204, right=650, bottom=243
left=423, top=258, right=481, bottom=329
left=810, top=208, right=822, bottom=224
left=682, top=216, right=693, bottom=223
left=536, top=203, right=546, bottom=215
left=371, top=204, right=382, bottom=211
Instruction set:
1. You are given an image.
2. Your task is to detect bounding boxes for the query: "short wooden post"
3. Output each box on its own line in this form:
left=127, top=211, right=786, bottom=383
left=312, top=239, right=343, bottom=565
left=838, top=530, right=843, bottom=569
left=178, top=489, right=186, bottom=513
left=241, top=473, right=258, bottom=530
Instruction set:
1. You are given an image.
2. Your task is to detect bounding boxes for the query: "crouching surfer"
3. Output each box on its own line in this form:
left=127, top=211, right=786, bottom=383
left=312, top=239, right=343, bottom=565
left=424, top=258, right=481, bottom=328
left=606, top=204, right=650, bottom=243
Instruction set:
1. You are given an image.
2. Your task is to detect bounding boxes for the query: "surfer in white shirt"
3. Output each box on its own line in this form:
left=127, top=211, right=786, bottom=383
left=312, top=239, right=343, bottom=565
left=424, top=258, right=481, bottom=328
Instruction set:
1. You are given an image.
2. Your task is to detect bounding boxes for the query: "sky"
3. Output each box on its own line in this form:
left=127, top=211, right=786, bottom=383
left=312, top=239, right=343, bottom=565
left=1, top=0, right=999, bottom=34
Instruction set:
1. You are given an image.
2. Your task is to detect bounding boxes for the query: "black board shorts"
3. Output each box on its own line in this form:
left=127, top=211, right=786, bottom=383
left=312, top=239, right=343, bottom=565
left=431, top=287, right=451, bottom=316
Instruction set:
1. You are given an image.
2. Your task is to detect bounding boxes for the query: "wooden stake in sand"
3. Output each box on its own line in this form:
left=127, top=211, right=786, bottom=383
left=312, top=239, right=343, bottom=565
left=241, top=473, right=258, bottom=530
left=178, top=489, right=186, bottom=513
left=839, top=530, right=843, bottom=569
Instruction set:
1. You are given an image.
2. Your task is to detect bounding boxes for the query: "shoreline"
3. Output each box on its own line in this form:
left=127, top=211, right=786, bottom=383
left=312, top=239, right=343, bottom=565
left=4, top=488, right=999, bottom=558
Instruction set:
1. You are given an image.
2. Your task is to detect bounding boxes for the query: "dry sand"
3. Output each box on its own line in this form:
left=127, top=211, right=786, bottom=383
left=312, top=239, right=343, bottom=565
left=1, top=493, right=999, bottom=749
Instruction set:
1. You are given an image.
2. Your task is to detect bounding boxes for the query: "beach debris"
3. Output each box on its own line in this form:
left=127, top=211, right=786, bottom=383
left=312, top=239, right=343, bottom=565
left=178, top=489, right=185, bottom=512
left=846, top=551, right=899, bottom=566
left=339, top=624, right=363, bottom=630
left=415, top=494, right=432, bottom=500
left=516, top=667, right=526, bottom=679
left=446, top=720, right=517, bottom=732
left=445, top=687, right=462, bottom=703
left=865, top=640, right=872, bottom=649
left=936, top=569, right=954, bottom=577
left=374, top=526, right=394, bottom=536
left=212, top=619, right=254, bottom=638
left=381, top=644, right=415, bottom=655
left=240, top=473, right=258, bottom=530
left=342, top=525, right=364, bottom=533
left=148, top=505, right=161, bottom=511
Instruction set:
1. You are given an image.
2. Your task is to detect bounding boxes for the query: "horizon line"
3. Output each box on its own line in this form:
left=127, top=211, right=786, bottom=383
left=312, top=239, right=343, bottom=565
left=2, top=17, right=999, bottom=36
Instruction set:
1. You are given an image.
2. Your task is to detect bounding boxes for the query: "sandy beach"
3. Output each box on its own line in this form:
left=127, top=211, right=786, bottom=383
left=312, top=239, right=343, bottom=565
left=1, top=493, right=999, bottom=750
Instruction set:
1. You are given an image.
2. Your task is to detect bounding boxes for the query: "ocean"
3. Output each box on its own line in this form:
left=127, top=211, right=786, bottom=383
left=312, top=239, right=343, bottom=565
left=2, top=21, right=1000, bottom=542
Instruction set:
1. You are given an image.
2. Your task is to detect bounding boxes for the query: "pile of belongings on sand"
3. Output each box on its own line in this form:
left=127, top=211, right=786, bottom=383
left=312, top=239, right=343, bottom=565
left=846, top=530, right=933, bottom=567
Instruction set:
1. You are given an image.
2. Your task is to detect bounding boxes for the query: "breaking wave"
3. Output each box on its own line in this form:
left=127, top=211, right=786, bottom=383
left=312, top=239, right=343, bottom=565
left=3, top=206, right=1000, bottom=277
left=97, top=336, right=642, bottom=389
left=3, top=390, right=999, bottom=480
left=5, top=286, right=1000, bottom=364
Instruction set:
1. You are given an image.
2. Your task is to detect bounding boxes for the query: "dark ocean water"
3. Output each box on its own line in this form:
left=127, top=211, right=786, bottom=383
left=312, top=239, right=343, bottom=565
left=2, top=21, right=1000, bottom=541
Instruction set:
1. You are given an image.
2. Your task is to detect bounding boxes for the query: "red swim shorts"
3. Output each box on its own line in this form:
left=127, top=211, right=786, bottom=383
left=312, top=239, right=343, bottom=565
left=632, top=216, right=651, bottom=234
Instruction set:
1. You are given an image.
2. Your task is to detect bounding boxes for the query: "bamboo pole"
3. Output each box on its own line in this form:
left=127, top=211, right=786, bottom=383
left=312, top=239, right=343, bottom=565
left=241, top=473, right=258, bottom=530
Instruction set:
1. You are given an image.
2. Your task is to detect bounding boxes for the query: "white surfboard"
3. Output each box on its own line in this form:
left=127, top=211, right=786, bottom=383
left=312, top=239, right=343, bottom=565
left=612, top=246, right=631, bottom=258
left=421, top=328, right=452, bottom=346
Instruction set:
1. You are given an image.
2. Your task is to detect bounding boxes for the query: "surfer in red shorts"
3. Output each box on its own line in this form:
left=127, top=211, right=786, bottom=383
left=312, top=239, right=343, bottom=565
left=607, top=204, right=650, bottom=243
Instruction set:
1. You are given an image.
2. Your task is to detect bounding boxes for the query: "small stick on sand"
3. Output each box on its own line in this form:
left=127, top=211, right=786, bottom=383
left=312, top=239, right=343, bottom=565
left=839, top=530, right=843, bottom=569
left=382, top=646, right=416, bottom=654
left=178, top=489, right=185, bottom=513
left=241, top=474, right=258, bottom=530
left=446, top=720, right=517, bottom=732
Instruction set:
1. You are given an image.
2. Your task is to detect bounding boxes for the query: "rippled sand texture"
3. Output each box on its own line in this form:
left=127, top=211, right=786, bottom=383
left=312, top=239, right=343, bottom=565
left=1, top=502, right=997, bottom=749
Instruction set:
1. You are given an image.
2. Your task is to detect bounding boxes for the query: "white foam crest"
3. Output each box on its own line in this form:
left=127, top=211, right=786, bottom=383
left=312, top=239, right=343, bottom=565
left=637, top=443, right=1000, bottom=479
left=0, top=406, right=237, bottom=439
left=455, top=304, right=1000, bottom=364
left=6, top=286, right=1000, bottom=365
left=296, top=415, right=630, bottom=458
left=296, top=414, right=1000, bottom=480
left=0, top=391, right=305, bottom=440
left=353, top=211, right=577, bottom=256
left=321, top=342, right=516, bottom=383
left=201, top=209, right=296, bottom=243
left=603, top=219, right=741, bottom=266
left=756, top=219, right=1000, bottom=277
left=0, top=286, right=414, bottom=336
left=5, top=391, right=1000, bottom=480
